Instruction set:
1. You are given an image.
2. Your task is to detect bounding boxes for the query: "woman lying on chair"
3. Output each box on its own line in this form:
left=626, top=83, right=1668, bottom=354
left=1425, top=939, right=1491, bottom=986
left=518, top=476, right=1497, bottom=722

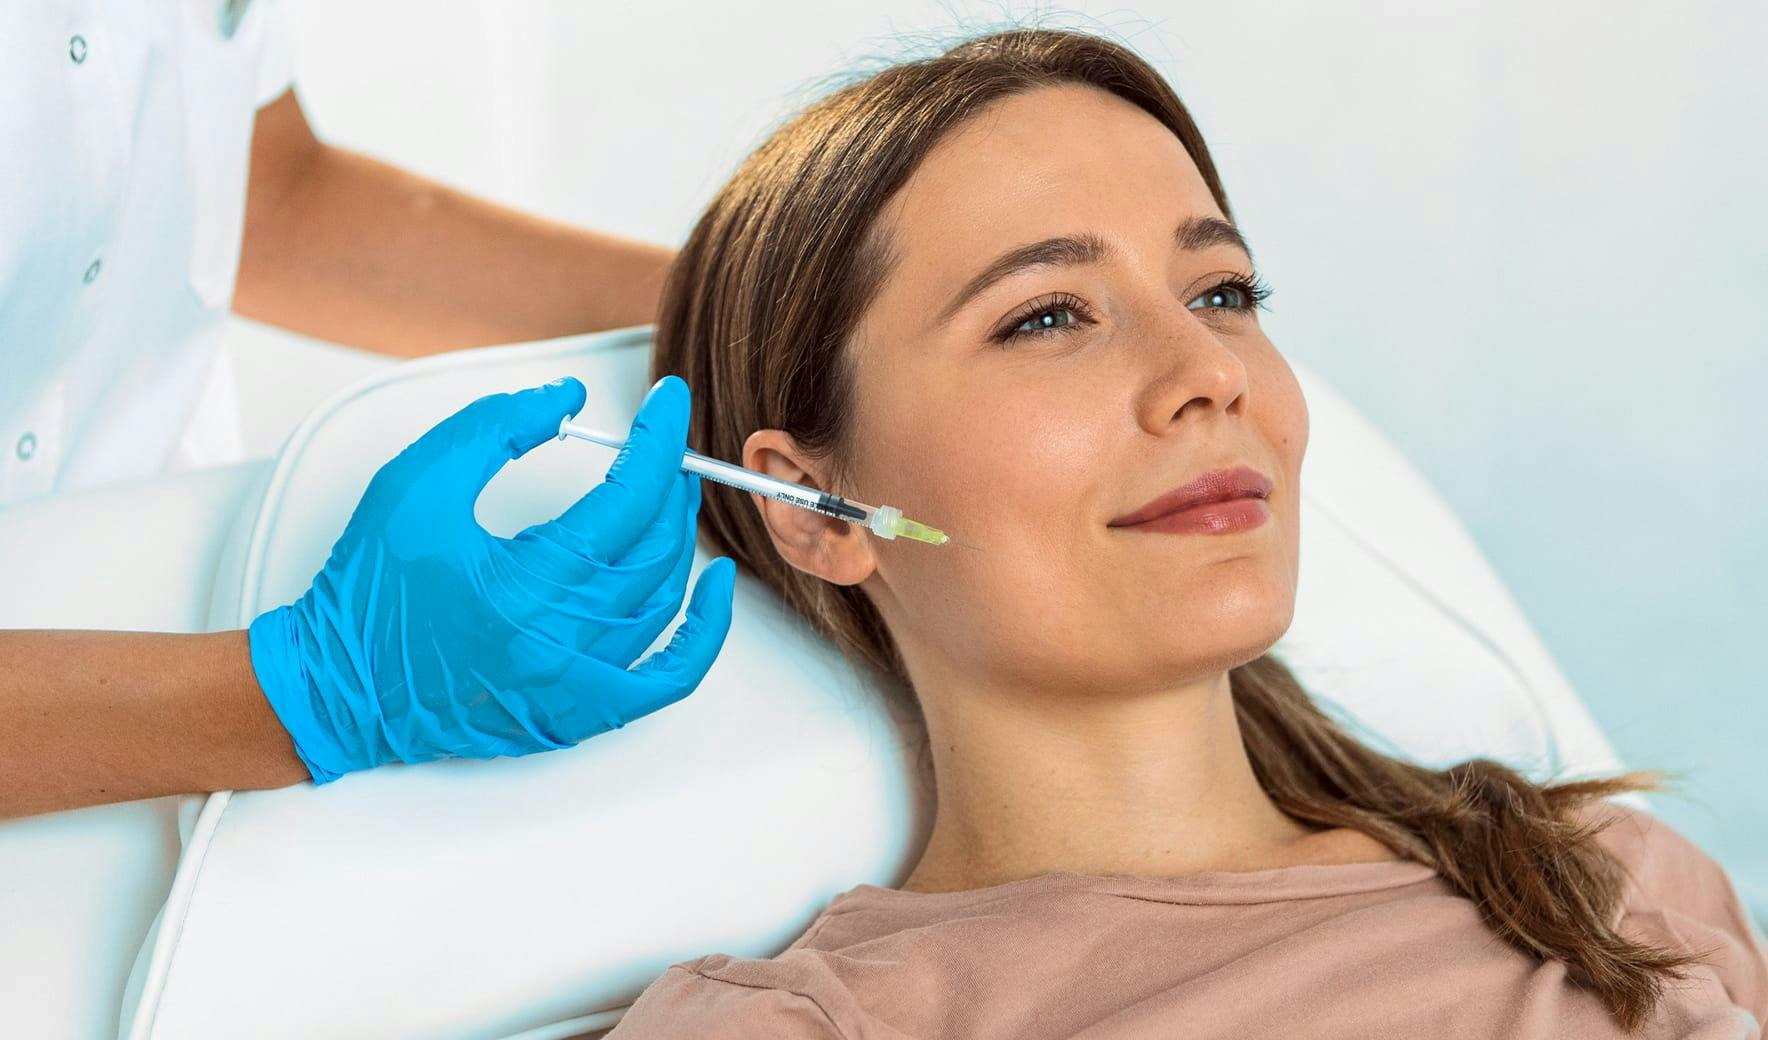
left=604, top=27, right=1767, bottom=1039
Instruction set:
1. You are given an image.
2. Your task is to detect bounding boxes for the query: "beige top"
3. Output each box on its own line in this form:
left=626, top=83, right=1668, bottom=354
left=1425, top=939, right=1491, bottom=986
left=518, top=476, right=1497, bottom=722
left=605, top=803, right=1767, bottom=1038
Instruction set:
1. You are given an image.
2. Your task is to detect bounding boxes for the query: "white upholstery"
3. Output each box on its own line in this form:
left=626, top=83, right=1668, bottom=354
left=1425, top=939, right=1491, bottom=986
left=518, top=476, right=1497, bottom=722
left=0, top=462, right=269, bottom=1040
left=0, top=326, right=1637, bottom=1040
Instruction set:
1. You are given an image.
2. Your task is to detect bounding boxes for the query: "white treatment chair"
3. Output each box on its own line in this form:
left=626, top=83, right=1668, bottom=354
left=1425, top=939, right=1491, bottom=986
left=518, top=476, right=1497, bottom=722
left=0, top=326, right=1636, bottom=1040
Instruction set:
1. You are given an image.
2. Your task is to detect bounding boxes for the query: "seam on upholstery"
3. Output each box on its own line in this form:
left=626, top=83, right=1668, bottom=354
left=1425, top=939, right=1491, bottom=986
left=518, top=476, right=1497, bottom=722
left=159, top=327, right=652, bottom=1038
left=683, top=966, right=854, bottom=1040
left=136, top=791, right=234, bottom=1037
left=1299, top=487, right=1561, bottom=771
left=239, top=326, right=652, bottom=619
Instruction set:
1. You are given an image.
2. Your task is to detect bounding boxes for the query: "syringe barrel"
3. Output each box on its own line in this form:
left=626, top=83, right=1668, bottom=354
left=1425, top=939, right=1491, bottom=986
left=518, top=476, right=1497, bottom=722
left=679, top=450, right=816, bottom=507
left=680, top=449, right=869, bottom=524
left=558, top=418, right=871, bottom=526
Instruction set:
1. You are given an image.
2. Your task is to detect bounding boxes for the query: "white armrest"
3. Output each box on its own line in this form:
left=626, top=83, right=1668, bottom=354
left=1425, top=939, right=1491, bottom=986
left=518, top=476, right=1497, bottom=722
left=0, top=460, right=271, bottom=1040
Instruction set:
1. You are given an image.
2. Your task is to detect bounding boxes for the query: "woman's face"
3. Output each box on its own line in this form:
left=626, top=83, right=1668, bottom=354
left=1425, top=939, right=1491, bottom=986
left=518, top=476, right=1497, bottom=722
left=769, top=82, right=1308, bottom=698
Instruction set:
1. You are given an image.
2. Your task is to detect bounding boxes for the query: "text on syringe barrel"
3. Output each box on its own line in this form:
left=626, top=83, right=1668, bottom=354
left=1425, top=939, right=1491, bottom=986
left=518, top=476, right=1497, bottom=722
left=679, top=451, right=869, bottom=523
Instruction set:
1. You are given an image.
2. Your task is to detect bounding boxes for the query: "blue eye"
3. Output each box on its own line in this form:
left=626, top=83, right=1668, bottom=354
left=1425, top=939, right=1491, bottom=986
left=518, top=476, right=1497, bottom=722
left=993, top=292, right=1095, bottom=343
left=1015, top=307, right=1079, bottom=334
left=1187, top=274, right=1273, bottom=314
left=992, top=275, right=1272, bottom=347
left=1188, top=286, right=1244, bottom=310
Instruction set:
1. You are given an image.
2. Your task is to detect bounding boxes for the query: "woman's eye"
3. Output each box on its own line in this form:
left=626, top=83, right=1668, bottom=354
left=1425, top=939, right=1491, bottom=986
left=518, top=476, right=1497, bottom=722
left=1186, top=274, right=1272, bottom=315
left=1187, top=285, right=1246, bottom=311
left=994, top=294, right=1094, bottom=343
left=1013, top=306, right=1079, bottom=335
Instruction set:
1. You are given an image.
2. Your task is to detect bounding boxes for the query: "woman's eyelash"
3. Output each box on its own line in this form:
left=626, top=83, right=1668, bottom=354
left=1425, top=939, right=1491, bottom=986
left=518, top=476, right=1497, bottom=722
left=1199, top=271, right=1275, bottom=313
left=1210, top=271, right=1274, bottom=310
left=992, top=292, right=1096, bottom=343
left=991, top=273, right=1274, bottom=344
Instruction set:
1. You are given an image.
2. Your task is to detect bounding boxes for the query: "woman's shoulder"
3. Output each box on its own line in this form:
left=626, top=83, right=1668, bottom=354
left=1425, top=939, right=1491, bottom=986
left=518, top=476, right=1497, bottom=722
left=1577, top=798, right=1768, bottom=1019
left=1577, top=799, right=1745, bottom=915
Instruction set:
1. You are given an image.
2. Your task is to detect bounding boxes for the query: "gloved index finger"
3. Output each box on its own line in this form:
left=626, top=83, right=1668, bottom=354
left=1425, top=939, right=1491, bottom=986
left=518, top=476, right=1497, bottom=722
left=548, top=375, right=692, bottom=560
left=377, top=377, right=588, bottom=518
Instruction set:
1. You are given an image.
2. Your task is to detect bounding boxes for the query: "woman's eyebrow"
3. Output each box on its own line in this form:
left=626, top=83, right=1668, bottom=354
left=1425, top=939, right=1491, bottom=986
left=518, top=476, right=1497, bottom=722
left=936, top=216, right=1253, bottom=325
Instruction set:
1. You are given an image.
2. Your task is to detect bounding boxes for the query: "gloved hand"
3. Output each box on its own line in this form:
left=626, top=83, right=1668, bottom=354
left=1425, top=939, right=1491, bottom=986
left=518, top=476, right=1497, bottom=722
left=247, top=374, right=735, bottom=784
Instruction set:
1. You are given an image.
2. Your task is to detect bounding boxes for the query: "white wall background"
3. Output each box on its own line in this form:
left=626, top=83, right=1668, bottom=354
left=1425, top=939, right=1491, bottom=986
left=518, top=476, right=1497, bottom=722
left=232, top=0, right=1768, bottom=918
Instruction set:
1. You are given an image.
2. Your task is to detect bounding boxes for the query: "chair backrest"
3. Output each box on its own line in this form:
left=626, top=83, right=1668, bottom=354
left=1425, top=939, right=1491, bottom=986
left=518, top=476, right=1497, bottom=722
left=119, top=326, right=1635, bottom=1040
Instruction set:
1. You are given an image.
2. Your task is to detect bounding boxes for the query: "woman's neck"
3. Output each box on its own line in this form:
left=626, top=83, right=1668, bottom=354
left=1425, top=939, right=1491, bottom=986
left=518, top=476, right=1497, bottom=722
left=898, top=667, right=1327, bottom=894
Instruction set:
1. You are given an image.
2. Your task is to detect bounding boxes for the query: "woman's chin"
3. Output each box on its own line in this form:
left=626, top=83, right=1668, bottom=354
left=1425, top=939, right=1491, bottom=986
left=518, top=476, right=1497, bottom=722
left=1124, top=596, right=1296, bottom=668
left=1116, top=560, right=1295, bottom=622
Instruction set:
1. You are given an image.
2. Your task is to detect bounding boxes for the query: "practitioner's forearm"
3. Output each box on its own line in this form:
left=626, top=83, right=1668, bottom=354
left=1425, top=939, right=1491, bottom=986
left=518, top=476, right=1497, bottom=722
left=233, top=90, right=675, bottom=356
left=0, top=630, right=307, bottom=819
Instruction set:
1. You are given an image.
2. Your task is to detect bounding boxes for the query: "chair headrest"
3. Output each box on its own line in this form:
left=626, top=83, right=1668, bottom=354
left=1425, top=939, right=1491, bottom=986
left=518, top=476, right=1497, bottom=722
left=122, top=326, right=1632, bottom=1040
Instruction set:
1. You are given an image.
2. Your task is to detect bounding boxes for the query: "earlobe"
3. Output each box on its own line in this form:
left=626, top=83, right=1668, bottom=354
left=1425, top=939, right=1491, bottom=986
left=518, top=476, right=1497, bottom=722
left=742, top=431, right=877, bottom=586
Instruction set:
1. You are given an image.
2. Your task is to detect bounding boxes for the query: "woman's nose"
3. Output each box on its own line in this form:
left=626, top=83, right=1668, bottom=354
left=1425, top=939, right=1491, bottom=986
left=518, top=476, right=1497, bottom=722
left=1134, top=308, right=1251, bottom=436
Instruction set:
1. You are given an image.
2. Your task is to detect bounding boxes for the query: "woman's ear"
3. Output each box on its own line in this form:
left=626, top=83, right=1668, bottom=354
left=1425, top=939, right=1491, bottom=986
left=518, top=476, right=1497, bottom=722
left=742, top=430, right=877, bottom=586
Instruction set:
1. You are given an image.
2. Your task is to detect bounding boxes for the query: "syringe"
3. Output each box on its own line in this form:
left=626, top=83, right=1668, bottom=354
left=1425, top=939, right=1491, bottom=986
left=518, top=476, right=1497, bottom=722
left=557, top=419, right=949, bottom=546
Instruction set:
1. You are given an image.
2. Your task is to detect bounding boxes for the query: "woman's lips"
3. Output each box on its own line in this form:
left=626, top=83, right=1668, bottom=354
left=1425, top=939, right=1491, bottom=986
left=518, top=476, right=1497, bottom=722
left=1114, top=496, right=1270, bottom=534
left=1109, top=464, right=1274, bottom=535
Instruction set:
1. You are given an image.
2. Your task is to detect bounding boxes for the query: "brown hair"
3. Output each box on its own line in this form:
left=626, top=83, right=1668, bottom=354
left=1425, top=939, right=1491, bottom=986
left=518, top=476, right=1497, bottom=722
left=653, top=26, right=1705, bottom=1032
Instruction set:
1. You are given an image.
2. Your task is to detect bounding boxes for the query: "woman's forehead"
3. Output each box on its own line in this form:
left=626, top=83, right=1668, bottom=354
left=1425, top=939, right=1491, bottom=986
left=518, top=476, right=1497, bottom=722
left=869, top=84, right=1224, bottom=312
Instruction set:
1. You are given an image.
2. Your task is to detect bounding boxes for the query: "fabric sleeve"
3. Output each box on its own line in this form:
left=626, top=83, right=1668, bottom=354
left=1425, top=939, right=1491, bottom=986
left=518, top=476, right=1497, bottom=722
left=1593, top=802, right=1768, bottom=1025
left=251, top=0, right=297, bottom=107
left=604, top=963, right=846, bottom=1039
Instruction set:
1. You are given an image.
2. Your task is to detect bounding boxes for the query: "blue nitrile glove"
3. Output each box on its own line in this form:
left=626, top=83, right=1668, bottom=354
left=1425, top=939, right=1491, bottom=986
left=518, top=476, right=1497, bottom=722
left=246, top=375, right=736, bottom=784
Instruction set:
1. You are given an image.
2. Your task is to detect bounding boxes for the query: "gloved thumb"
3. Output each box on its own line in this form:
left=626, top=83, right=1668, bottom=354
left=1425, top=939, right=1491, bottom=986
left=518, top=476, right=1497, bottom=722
left=547, top=375, right=692, bottom=561
left=602, top=556, right=738, bottom=727
left=412, top=377, right=589, bottom=511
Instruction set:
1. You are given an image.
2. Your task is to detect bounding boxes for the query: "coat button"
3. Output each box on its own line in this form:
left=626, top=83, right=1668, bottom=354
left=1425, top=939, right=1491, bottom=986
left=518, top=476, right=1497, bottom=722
left=69, top=35, right=88, bottom=64
left=84, top=258, right=102, bottom=284
left=15, top=432, right=37, bottom=461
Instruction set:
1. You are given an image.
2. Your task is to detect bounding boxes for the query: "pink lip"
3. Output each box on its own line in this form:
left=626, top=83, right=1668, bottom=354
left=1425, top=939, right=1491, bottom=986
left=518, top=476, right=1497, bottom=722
left=1114, top=497, right=1271, bottom=535
left=1109, top=465, right=1275, bottom=533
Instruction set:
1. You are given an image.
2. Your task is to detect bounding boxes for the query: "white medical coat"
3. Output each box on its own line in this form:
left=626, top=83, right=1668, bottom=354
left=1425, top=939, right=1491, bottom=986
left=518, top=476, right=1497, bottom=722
left=0, top=0, right=294, bottom=506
